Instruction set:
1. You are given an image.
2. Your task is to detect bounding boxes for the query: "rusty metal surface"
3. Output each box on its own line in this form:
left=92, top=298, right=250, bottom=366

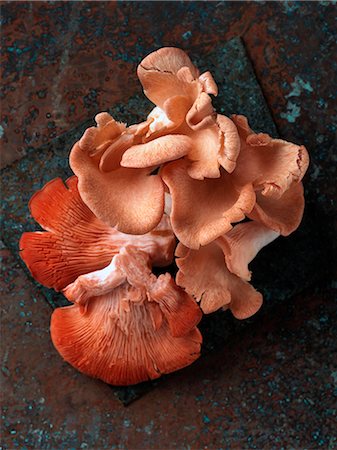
left=1, top=37, right=333, bottom=408
left=1, top=1, right=336, bottom=215
left=0, top=37, right=279, bottom=308
left=1, top=1, right=337, bottom=448
left=1, top=248, right=336, bottom=448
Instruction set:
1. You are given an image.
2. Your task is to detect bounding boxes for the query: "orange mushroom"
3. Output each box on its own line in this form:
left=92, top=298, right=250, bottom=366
left=20, top=176, right=202, bottom=385
left=175, top=221, right=279, bottom=318
left=69, top=115, right=165, bottom=235
left=19, top=46, right=310, bottom=386
left=176, top=241, right=262, bottom=318
left=51, top=246, right=202, bottom=386
left=71, top=48, right=241, bottom=238
left=161, top=159, right=256, bottom=249
left=123, top=48, right=241, bottom=178
left=122, top=113, right=241, bottom=180
left=137, top=47, right=217, bottom=131
left=231, top=114, right=309, bottom=236
left=20, top=176, right=176, bottom=291
left=232, top=114, right=309, bottom=199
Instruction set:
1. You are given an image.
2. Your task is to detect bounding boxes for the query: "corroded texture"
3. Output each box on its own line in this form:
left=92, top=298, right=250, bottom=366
left=1, top=38, right=332, bottom=310
left=1, top=35, right=334, bottom=408
left=1, top=250, right=336, bottom=448
left=1, top=38, right=281, bottom=308
left=1, top=1, right=336, bottom=214
left=1, top=2, right=336, bottom=447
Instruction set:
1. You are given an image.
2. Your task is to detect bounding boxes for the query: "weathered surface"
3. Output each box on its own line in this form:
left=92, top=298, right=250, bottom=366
left=1, top=250, right=336, bottom=449
left=1, top=36, right=334, bottom=407
left=1, top=37, right=279, bottom=309
left=2, top=35, right=332, bottom=332
left=1, top=2, right=336, bottom=447
left=1, top=1, right=336, bottom=215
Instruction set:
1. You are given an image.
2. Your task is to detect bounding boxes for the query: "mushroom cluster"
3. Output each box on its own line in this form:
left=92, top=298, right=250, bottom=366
left=20, top=47, right=309, bottom=385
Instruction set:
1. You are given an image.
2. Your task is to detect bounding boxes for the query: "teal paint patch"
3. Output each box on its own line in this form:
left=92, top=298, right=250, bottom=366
left=280, top=101, right=301, bottom=123
left=319, top=0, right=337, bottom=5
left=203, top=415, right=211, bottom=424
left=144, top=421, right=154, bottom=435
left=286, top=75, right=313, bottom=98
left=317, top=98, right=328, bottom=109
left=331, top=371, right=337, bottom=386
left=182, top=30, right=192, bottom=40
left=282, top=1, right=301, bottom=14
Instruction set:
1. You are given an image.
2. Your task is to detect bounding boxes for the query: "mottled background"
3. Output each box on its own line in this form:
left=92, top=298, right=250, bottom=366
left=1, top=1, right=336, bottom=449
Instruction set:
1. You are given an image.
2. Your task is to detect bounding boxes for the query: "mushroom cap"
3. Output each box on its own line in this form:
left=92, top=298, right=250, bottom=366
left=137, top=47, right=217, bottom=131
left=20, top=176, right=176, bottom=291
left=217, top=221, right=279, bottom=281
left=176, top=242, right=263, bottom=319
left=248, top=182, right=305, bottom=236
left=70, top=142, right=165, bottom=235
left=51, top=247, right=202, bottom=386
left=232, top=114, right=309, bottom=199
left=161, top=159, right=256, bottom=249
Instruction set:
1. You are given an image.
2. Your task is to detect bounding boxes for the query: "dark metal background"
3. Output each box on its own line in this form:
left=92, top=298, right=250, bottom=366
left=1, top=2, right=336, bottom=448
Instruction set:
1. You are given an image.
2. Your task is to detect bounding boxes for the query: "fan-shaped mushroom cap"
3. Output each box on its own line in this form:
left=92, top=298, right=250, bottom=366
left=176, top=242, right=262, bottom=319
left=137, top=47, right=217, bottom=131
left=232, top=115, right=309, bottom=199
left=121, top=134, right=192, bottom=169
left=51, top=247, right=202, bottom=386
left=20, top=177, right=175, bottom=291
left=248, top=182, right=305, bottom=236
left=216, top=114, right=241, bottom=173
left=161, top=160, right=255, bottom=249
left=122, top=113, right=241, bottom=180
left=70, top=142, right=165, bottom=235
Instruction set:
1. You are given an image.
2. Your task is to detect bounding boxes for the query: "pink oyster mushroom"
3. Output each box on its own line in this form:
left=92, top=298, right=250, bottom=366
left=20, top=176, right=202, bottom=385
left=70, top=47, right=247, bottom=246
left=19, top=46, right=310, bottom=386
left=175, top=221, right=279, bottom=317
left=70, top=47, right=309, bottom=250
